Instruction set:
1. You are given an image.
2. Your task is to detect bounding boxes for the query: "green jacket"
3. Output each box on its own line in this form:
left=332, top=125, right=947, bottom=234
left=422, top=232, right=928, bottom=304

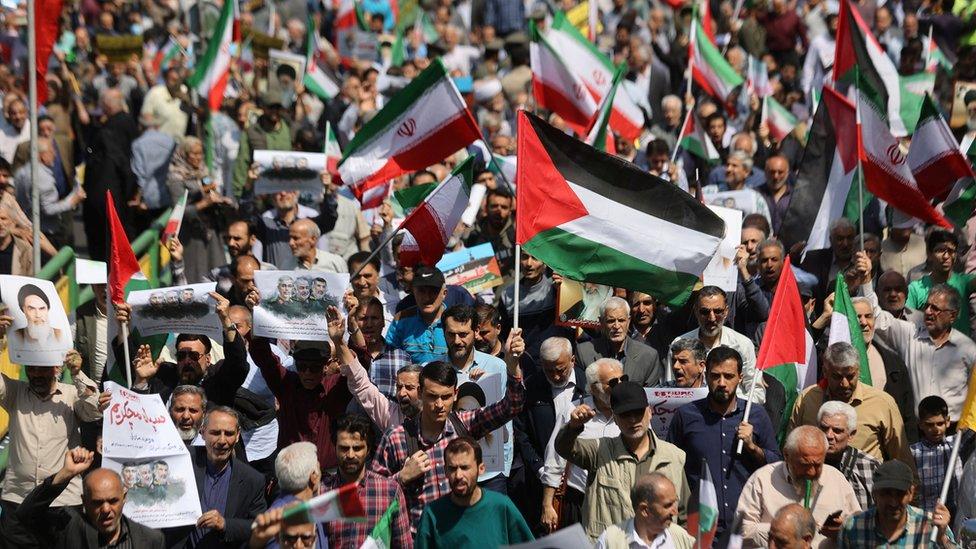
left=555, top=426, right=690, bottom=540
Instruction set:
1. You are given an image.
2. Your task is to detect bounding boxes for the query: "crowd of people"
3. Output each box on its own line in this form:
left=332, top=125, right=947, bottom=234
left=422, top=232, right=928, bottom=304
left=1, top=0, right=976, bottom=546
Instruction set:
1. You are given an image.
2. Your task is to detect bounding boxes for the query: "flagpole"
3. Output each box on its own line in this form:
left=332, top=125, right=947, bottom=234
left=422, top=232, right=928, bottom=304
left=854, top=80, right=866, bottom=250
left=481, top=137, right=516, bottom=196
left=736, top=375, right=758, bottom=455
left=925, top=26, right=934, bottom=72
left=121, top=321, right=133, bottom=388
left=513, top=244, right=521, bottom=331
left=27, top=0, right=40, bottom=273
left=350, top=212, right=408, bottom=280
left=697, top=458, right=706, bottom=549
left=930, top=432, right=962, bottom=542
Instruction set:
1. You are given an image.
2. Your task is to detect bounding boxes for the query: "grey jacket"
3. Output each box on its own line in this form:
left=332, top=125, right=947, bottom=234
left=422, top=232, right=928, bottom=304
left=576, top=335, right=663, bottom=387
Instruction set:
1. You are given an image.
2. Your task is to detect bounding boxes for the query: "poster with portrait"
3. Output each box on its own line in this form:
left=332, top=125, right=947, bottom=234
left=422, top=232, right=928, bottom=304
left=555, top=278, right=613, bottom=329
left=253, top=271, right=349, bottom=341
left=455, top=373, right=505, bottom=475
left=252, top=150, right=327, bottom=195
left=0, top=275, right=71, bottom=366
left=645, top=387, right=709, bottom=439
left=128, top=282, right=222, bottom=341
left=702, top=188, right=771, bottom=225
left=436, top=243, right=504, bottom=295
left=101, top=382, right=201, bottom=528
left=702, top=204, right=743, bottom=292
left=268, top=49, right=305, bottom=104
left=950, top=80, right=976, bottom=129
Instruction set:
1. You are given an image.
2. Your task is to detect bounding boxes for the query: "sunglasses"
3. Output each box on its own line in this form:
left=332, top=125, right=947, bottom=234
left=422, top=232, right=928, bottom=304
left=295, top=362, right=325, bottom=373
left=281, top=533, right=316, bottom=544
left=176, top=350, right=203, bottom=361
left=607, top=375, right=629, bottom=388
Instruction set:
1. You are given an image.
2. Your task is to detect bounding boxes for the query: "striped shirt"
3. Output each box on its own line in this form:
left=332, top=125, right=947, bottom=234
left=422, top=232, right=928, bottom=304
left=839, top=505, right=958, bottom=548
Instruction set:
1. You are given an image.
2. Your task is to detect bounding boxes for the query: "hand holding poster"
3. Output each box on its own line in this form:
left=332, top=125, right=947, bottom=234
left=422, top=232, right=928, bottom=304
left=645, top=387, right=709, bottom=438
left=252, top=150, right=328, bottom=195
left=101, top=382, right=202, bottom=528
left=253, top=271, right=349, bottom=341
left=0, top=275, right=71, bottom=365
left=128, top=282, right=222, bottom=340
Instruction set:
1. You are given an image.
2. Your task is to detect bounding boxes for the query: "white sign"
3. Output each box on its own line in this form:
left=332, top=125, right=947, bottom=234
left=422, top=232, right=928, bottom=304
left=128, top=282, right=222, bottom=340
left=703, top=188, right=772, bottom=224
left=75, top=258, right=107, bottom=285
left=253, top=271, right=349, bottom=341
left=456, top=373, right=506, bottom=475
left=253, top=150, right=327, bottom=195
left=645, top=387, right=709, bottom=439
left=101, top=382, right=202, bottom=528
left=702, top=204, right=743, bottom=292
left=502, top=524, right=592, bottom=549
left=0, top=275, right=71, bottom=366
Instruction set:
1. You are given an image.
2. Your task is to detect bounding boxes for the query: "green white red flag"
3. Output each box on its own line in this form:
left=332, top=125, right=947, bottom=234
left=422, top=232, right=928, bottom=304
left=283, top=483, right=366, bottom=525
left=584, top=63, right=625, bottom=153
left=324, top=121, right=342, bottom=176
left=687, top=459, right=718, bottom=548
left=530, top=23, right=598, bottom=135
left=762, top=96, right=797, bottom=141
left=943, top=178, right=976, bottom=229
left=398, top=157, right=474, bottom=267
left=338, top=58, right=481, bottom=205
left=689, top=18, right=743, bottom=107
left=186, top=0, right=233, bottom=111
left=515, top=111, right=725, bottom=305
left=358, top=498, right=400, bottom=549
left=160, top=190, right=188, bottom=245
left=907, top=93, right=974, bottom=200
left=305, top=15, right=340, bottom=100
left=827, top=275, right=872, bottom=386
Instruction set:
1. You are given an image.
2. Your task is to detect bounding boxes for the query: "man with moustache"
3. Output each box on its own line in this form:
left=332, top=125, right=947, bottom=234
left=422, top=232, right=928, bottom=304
left=663, top=338, right=707, bottom=388
left=577, top=297, right=662, bottom=387
left=876, top=270, right=918, bottom=321
left=341, top=355, right=421, bottom=432
left=168, top=385, right=207, bottom=445
left=596, top=473, right=695, bottom=548
left=347, top=296, right=412, bottom=401
left=667, top=347, right=781, bottom=543
left=12, top=284, right=66, bottom=346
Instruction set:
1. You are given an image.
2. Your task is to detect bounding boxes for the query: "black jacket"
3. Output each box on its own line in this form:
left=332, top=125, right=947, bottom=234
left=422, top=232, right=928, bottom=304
left=165, top=447, right=267, bottom=548
left=7, top=473, right=165, bottom=549
left=875, top=341, right=919, bottom=443
left=515, top=367, right=588, bottom=475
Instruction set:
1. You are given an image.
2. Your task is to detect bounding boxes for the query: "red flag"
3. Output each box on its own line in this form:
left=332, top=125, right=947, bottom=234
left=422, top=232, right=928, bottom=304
left=106, top=191, right=141, bottom=305
left=35, top=0, right=63, bottom=106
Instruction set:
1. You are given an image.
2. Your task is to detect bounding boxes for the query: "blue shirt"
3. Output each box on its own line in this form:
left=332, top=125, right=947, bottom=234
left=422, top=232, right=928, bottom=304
left=190, top=460, right=233, bottom=545
left=666, top=397, right=781, bottom=535
left=385, top=313, right=447, bottom=364
left=131, top=128, right=176, bottom=209
left=267, top=494, right=327, bottom=549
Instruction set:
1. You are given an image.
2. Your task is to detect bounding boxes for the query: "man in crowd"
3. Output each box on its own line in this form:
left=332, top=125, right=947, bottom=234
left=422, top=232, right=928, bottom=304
left=169, top=385, right=207, bottom=444
left=665, top=337, right=707, bottom=388
left=577, top=297, right=662, bottom=386
left=267, top=442, right=325, bottom=548
left=386, top=265, right=449, bottom=364
left=464, top=187, right=517, bottom=279
left=556, top=380, right=689, bottom=540
left=667, top=347, right=781, bottom=542
left=595, top=473, right=695, bottom=548
left=769, top=504, right=817, bottom=549
left=290, top=218, right=347, bottom=273
left=347, top=295, right=411, bottom=401
left=817, top=401, right=881, bottom=510
left=905, top=230, right=976, bottom=335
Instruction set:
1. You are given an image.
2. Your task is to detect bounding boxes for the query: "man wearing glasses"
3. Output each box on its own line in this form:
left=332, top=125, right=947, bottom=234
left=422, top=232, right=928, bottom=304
left=905, top=230, right=976, bottom=335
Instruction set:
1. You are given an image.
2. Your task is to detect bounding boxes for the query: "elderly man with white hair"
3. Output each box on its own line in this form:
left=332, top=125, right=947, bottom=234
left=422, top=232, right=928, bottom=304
left=539, top=358, right=622, bottom=533
left=576, top=297, right=662, bottom=387
left=267, top=442, right=326, bottom=548
left=738, top=425, right=861, bottom=548
left=817, top=400, right=881, bottom=511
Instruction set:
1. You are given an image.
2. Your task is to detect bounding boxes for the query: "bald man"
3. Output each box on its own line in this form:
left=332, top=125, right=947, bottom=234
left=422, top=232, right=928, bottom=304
left=596, top=473, right=695, bottom=548
left=769, top=504, right=816, bottom=549
left=10, top=447, right=165, bottom=547
left=289, top=218, right=347, bottom=273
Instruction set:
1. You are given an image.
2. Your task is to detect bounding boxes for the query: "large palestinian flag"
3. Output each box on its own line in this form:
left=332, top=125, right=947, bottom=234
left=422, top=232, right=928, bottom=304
left=338, top=58, right=481, bottom=201
left=515, top=111, right=726, bottom=305
left=833, top=0, right=907, bottom=135
left=779, top=87, right=864, bottom=253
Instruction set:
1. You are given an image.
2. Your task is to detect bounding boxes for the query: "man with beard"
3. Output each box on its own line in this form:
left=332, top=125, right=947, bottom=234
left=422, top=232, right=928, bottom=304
left=474, top=304, right=503, bottom=358
left=12, top=283, right=65, bottom=346
left=464, top=188, right=517, bottom=280
left=116, top=292, right=248, bottom=408
left=416, top=437, right=533, bottom=547
left=181, top=220, right=273, bottom=294
left=876, top=270, right=918, bottom=322
left=252, top=189, right=338, bottom=271
left=321, top=415, right=411, bottom=547
left=347, top=296, right=411, bottom=401
left=556, top=380, right=689, bottom=540
left=667, top=346, right=781, bottom=543
left=169, top=385, right=207, bottom=444
left=577, top=297, right=662, bottom=387
left=789, top=342, right=912, bottom=464
left=906, top=230, right=976, bottom=334
left=738, top=425, right=861, bottom=547
left=499, top=250, right=570, bottom=362
left=290, top=219, right=347, bottom=274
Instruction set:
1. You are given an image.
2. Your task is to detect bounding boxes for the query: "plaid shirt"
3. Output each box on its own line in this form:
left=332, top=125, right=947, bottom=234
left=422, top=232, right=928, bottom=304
left=370, top=374, right=525, bottom=532
left=366, top=347, right=411, bottom=401
left=833, top=446, right=881, bottom=510
left=321, top=471, right=413, bottom=549
left=912, top=435, right=962, bottom=512
left=839, top=505, right=959, bottom=548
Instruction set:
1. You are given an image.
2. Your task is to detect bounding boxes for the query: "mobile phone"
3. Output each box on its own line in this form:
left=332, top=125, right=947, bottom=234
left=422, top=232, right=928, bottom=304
left=824, top=510, right=842, bottom=524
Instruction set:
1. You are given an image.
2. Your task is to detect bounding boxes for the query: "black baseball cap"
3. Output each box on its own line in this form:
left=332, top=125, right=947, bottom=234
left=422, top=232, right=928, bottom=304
left=293, top=340, right=330, bottom=362
left=412, top=265, right=445, bottom=289
left=873, top=460, right=913, bottom=492
left=610, top=381, right=649, bottom=415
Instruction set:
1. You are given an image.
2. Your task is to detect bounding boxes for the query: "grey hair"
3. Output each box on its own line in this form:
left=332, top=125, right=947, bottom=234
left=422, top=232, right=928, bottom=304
left=181, top=136, right=203, bottom=155
left=929, top=283, right=961, bottom=312
left=585, top=358, right=624, bottom=388
left=829, top=217, right=855, bottom=233
left=396, top=364, right=423, bottom=376
left=37, top=137, right=53, bottom=154
left=539, top=337, right=572, bottom=362
left=728, top=149, right=754, bottom=172
left=817, top=401, right=857, bottom=432
left=274, top=442, right=320, bottom=494
left=783, top=425, right=828, bottom=456
left=669, top=337, right=706, bottom=362
left=661, top=95, right=682, bottom=111
left=732, top=132, right=757, bottom=156
left=758, top=237, right=785, bottom=257
left=170, top=385, right=208, bottom=411
left=823, top=342, right=860, bottom=370
left=201, top=405, right=239, bottom=432
left=601, top=296, right=630, bottom=318
left=850, top=296, right=871, bottom=309
left=631, top=472, right=673, bottom=508
left=100, top=88, right=124, bottom=112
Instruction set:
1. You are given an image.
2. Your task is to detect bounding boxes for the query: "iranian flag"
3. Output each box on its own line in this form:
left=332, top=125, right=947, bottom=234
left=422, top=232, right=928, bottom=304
left=857, top=85, right=952, bottom=229
left=390, top=181, right=437, bottom=217
left=827, top=275, right=872, bottom=385
left=151, top=36, right=182, bottom=76
left=324, top=121, right=342, bottom=176
left=779, top=87, right=864, bottom=254
left=160, top=190, right=188, bottom=245
left=834, top=0, right=907, bottom=135
left=305, top=15, right=340, bottom=100
left=283, top=483, right=366, bottom=524
left=908, top=93, right=974, bottom=200
left=677, top=108, right=720, bottom=163
left=398, top=157, right=474, bottom=267
left=746, top=54, right=774, bottom=97
left=756, top=256, right=817, bottom=434
left=943, top=178, right=976, bottom=229
left=355, top=181, right=392, bottom=210
left=333, top=0, right=364, bottom=66
left=338, top=58, right=481, bottom=202
left=584, top=63, right=626, bottom=153
left=515, top=111, right=726, bottom=305
left=186, top=0, right=233, bottom=111
left=543, top=12, right=645, bottom=141
left=763, top=96, right=797, bottom=141
left=359, top=500, right=400, bottom=549
left=687, top=459, right=718, bottom=548
left=689, top=18, right=743, bottom=107
left=530, top=24, right=598, bottom=134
